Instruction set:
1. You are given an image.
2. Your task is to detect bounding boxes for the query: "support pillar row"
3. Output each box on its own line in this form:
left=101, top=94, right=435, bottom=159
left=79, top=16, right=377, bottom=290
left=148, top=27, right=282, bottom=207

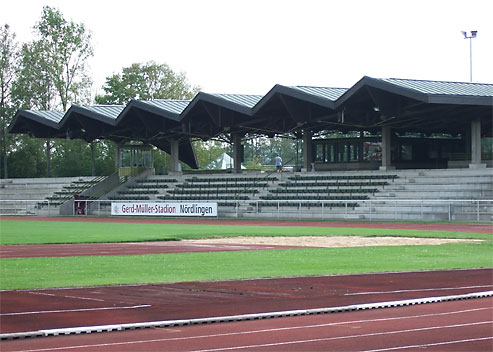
left=379, top=126, right=395, bottom=171
left=469, top=118, right=485, bottom=169
left=302, top=129, right=312, bottom=172
left=169, top=139, right=180, bottom=173
left=233, top=133, right=243, bottom=174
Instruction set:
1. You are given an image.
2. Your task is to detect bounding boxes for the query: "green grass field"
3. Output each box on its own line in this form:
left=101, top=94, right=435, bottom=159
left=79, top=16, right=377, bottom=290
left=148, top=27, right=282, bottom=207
left=0, top=219, right=491, bottom=290
left=0, top=220, right=490, bottom=244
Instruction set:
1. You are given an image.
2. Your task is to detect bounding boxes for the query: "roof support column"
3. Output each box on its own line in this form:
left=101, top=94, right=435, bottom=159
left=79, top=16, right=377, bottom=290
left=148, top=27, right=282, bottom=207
left=232, top=133, right=243, bottom=174
left=469, top=118, right=485, bottom=169
left=379, top=126, right=395, bottom=171
left=169, top=138, right=180, bottom=173
left=302, top=129, right=313, bottom=172
left=45, top=139, right=52, bottom=177
left=115, top=142, right=121, bottom=172
left=90, top=142, right=96, bottom=176
left=358, top=131, right=365, bottom=162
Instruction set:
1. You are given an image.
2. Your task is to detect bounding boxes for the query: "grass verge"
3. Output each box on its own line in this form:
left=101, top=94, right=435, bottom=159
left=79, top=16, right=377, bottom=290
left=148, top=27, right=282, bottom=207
left=1, top=242, right=491, bottom=290
left=0, top=220, right=490, bottom=244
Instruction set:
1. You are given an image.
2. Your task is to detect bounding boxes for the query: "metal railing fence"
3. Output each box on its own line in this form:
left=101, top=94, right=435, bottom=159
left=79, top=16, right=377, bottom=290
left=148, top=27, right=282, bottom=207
left=1, top=199, right=492, bottom=222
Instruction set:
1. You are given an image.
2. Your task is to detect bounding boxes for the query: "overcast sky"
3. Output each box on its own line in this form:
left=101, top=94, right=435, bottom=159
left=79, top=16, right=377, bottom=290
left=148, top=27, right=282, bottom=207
left=2, top=0, right=492, bottom=97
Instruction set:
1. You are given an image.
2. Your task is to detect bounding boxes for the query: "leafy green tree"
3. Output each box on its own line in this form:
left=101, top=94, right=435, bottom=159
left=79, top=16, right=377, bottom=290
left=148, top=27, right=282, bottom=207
left=0, top=24, right=19, bottom=178
left=35, top=6, right=93, bottom=110
left=51, top=140, right=91, bottom=176
left=96, top=61, right=199, bottom=104
left=10, top=6, right=94, bottom=177
left=240, top=135, right=299, bottom=169
left=13, top=41, right=57, bottom=110
left=152, top=149, right=170, bottom=175
left=96, top=61, right=200, bottom=173
left=95, top=141, right=116, bottom=176
left=269, top=135, right=300, bottom=167
left=192, top=140, right=225, bottom=169
left=7, top=136, right=46, bottom=177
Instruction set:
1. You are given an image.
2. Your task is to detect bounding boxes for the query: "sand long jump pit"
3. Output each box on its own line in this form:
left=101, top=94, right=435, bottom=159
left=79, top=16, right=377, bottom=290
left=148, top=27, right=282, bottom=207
left=185, top=236, right=482, bottom=248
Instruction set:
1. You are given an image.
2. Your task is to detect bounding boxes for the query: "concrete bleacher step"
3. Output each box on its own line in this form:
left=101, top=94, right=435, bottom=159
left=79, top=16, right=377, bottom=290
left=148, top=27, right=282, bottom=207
left=55, top=168, right=493, bottom=221
left=374, top=191, right=493, bottom=199
left=0, top=177, right=99, bottom=215
left=385, top=183, right=492, bottom=191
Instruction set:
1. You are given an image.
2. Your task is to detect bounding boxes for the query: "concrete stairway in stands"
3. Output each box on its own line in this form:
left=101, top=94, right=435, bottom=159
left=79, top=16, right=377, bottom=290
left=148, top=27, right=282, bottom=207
left=357, top=168, right=493, bottom=221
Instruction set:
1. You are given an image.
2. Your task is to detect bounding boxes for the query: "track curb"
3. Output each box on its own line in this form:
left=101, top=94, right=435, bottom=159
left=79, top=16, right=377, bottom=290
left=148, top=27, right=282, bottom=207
left=2, top=290, right=492, bottom=340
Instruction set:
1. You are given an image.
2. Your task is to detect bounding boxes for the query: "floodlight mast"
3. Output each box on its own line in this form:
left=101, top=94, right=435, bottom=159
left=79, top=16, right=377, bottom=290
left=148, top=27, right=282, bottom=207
left=462, top=30, right=477, bottom=82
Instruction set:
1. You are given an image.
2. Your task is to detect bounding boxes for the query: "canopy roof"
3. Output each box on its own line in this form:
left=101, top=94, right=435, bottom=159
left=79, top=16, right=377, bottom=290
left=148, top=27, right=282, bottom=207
left=9, top=76, right=493, bottom=169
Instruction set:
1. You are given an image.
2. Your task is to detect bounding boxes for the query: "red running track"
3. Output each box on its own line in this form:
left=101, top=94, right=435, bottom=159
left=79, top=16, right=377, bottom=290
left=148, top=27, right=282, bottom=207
left=0, top=242, right=304, bottom=258
left=1, top=295, right=491, bottom=351
left=1, top=269, right=491, bottom=335
left=1, top=217, right=492, bottom=350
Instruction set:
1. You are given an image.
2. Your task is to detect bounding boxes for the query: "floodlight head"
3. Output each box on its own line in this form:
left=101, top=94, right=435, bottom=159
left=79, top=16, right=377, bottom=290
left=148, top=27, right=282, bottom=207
left=461, top=31, right=467, bottom=38
left=471, top=30, right=478, bottom=38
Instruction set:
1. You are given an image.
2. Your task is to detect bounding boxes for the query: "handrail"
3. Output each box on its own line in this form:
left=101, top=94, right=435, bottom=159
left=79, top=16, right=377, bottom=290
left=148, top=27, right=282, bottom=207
left=2, top=198, right=492, bottom=222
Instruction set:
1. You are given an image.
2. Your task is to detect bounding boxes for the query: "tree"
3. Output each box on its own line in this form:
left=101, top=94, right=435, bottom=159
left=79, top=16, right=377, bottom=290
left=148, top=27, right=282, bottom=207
left=192, top=140, right=225, bottom=170
left=96, top=61, right=199, bottom=105
left=7, top=137, right=46, bottom=178
left=96, top=61, right=200, bottom=172
left=35, top=6, right=93, bottom=110
left=10, top=6, right=94, bottom=177
left=0, top=24, right=19, bottom=178
left=13, top=41, right=56, bottom=110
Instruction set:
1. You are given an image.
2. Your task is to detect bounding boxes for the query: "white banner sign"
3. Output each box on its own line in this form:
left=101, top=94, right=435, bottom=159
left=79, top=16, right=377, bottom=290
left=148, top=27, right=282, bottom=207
left=111, top=202, right=217, bottom=217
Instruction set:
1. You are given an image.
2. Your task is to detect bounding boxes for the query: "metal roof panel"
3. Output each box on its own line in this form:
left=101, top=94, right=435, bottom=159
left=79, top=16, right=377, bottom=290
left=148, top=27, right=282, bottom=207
left=142, top=99, right=190, bottom=114
left=377, top=78, right=493, bottom=97
left=84, top=105, right=124, bottom=119
left=25, top=110, right=64, bottom=124
left=210, top=94, right=263, bottom=109
left=288, top=86, right=348, bottom=101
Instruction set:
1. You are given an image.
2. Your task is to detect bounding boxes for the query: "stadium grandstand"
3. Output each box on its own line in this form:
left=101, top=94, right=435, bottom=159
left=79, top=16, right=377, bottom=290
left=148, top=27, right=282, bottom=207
left=4, top=76, right=493, bottom=221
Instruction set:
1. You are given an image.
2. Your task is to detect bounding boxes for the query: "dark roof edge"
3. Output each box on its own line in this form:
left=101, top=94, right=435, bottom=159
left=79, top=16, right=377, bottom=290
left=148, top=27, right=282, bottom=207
left=8, top=110, right=61, bottom=132
left=336, top=76, right=429, bottom=107
left=115, top=99, right=181, bottom=125
left=252, top=85, right=337, bottom=114
left=60, top=105, right=118, bottom=127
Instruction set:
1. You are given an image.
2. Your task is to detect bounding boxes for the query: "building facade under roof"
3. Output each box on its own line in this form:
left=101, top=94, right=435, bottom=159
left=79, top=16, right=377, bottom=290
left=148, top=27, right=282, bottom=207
left=9, top=76, right=493, bottom=173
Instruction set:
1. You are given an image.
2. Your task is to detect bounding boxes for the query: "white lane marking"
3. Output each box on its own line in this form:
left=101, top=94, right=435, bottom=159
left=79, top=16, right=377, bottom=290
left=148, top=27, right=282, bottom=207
left=61, top=295, right=105, bottom=302
left=1, top=305, right=151, bottom=316
left=190, top=321, right=493, bottom=351
left=27, top=291, right=105, bottom=302
left=361, top=337, right=493, bottom=351
left=27, top=292, right=55, bottom=297
left=346, top=285, right=493, bottom=296
left=8, top=307, right=491, bottom=351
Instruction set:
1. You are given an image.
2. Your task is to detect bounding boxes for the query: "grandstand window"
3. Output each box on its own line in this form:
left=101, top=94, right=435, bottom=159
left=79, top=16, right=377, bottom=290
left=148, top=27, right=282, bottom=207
left=349, top=143, right=359, bottom=162
left=315, top=144, right=326, bottom=162
left=328, top=144, right=335, bottom=162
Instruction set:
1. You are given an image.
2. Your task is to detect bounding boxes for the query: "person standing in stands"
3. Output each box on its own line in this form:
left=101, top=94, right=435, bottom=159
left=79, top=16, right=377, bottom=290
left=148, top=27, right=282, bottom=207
left=275, top=153, right=282, bottom=173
